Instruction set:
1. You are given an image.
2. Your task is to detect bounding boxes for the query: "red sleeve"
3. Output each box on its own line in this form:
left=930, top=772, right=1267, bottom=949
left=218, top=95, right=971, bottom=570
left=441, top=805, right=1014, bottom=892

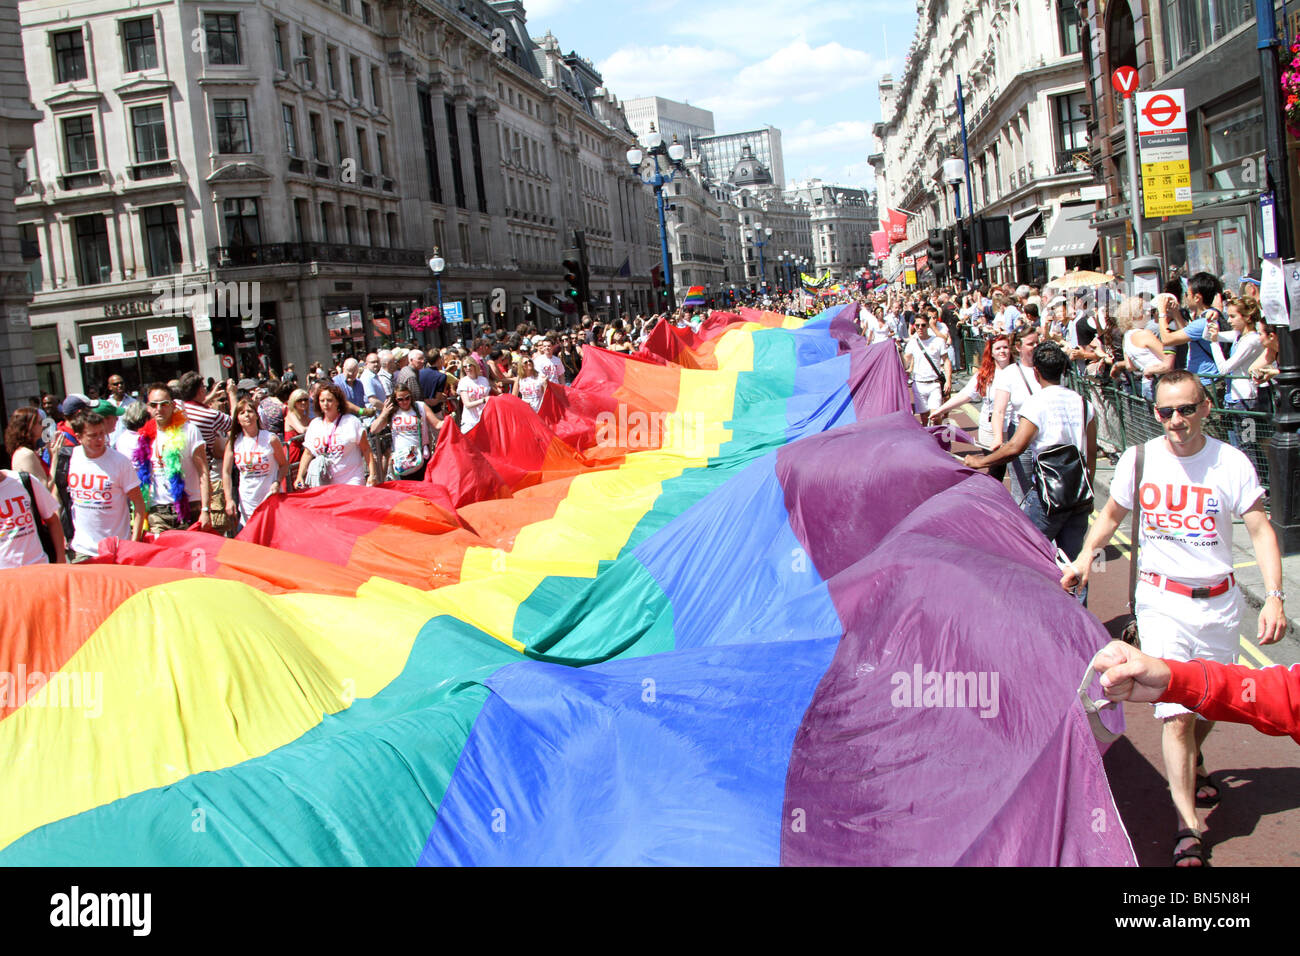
left=1163, top=659, right=1300, bottom=744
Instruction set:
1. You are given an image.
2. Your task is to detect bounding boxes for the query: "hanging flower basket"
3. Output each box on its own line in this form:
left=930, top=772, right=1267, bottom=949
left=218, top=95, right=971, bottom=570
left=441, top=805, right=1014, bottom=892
left=1284, top=40, right=1300, bottom=137
left=408, top=306, right=442, bottom=331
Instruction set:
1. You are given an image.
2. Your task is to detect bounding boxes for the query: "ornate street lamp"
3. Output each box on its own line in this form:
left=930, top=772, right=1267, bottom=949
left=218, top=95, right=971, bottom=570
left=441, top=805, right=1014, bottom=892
left=628, top=125, right=686, bottom=311
left=747, top=222, right=772, bottom=294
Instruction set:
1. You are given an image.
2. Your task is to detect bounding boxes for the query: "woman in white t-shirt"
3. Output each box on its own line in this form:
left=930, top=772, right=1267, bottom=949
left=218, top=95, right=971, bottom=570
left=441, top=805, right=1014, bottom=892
left=1209, top=296, right=1265, bottom=409
left=370, top=384, right=438, bottom=480
left=224, top=398, right=286, bottom=528
left=513, top=358, right=547, bottom=414
left=929, top=333, right=1013, bottom=478
left=990, top=327, right=1043, bottom=503
left=294, top=384, right=377, bottom=489
left=457, top=357, right=492, bottom=432
left=68, top=411, right=145, bottom=560
left=1114, top=295, right=1172, bottom=401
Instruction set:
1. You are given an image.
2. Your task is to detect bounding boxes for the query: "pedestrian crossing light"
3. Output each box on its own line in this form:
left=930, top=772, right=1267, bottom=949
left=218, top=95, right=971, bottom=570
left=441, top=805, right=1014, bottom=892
left=563, top=259, right=582, bottom=302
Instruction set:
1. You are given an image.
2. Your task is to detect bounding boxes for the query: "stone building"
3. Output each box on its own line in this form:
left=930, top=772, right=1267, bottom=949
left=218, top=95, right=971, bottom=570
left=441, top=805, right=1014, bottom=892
left=785, top=180, right=876, bottom=282
left=872, top=0, right=1096, bottom=287
left=15, top=0, right=658, bottom=396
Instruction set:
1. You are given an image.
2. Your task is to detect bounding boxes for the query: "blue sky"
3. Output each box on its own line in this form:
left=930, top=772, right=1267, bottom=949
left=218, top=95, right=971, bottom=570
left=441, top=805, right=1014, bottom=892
left=521, top=0, right=918, bottom=191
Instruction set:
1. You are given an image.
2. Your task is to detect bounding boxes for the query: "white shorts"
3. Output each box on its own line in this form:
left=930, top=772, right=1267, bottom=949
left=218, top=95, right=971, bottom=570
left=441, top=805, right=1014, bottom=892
left=912, top=378, right=942, bottom=414
left=1134, top=580, right=1241, bottom=720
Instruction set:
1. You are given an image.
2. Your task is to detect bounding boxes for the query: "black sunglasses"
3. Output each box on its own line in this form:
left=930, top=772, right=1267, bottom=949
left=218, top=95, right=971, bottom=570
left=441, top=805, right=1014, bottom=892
left=1155, top=402, right=1202, bottom=420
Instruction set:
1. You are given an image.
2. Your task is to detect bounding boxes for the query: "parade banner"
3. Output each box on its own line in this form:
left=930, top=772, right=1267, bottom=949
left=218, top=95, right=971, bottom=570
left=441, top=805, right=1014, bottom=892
left=871, top=230, right=890, bottom=259
left=1136, top=88, right=1193, bottom=218
left=0, top=308, right=1133, bottom=867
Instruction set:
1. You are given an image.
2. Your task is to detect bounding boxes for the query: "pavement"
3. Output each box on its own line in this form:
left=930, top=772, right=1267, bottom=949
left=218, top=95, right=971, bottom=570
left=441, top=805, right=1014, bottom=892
left=942, top=381, right=1300, bottom=867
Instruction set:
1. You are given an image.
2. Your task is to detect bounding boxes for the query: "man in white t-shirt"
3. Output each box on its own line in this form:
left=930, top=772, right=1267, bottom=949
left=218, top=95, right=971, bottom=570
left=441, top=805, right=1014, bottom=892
left=0, top=467, right=65, bottom=568
left=104, top=374, right=139, bottom=440
left=1061, top=370, right=1285, bottom=867
left=533, top=338, right=566, bottom=386
left=67, top=411, right=146, bottom=561
left=142, top=383, right=211, bottom=534
left=903, top=314, right=951, bottom=419
left=966, top=341, right=1098, bottom=599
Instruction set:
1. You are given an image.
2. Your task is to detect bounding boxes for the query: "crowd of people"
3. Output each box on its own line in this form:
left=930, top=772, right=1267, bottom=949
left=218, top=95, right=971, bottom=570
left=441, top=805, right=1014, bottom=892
left=0, top=309, right=743, bottom=568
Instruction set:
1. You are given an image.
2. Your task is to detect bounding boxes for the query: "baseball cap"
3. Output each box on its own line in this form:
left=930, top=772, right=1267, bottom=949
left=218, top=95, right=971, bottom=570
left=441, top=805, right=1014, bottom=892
left=1240, top=274, right=1261, bottom=288
left=90, top=400, right=118, bottom=417
left=392, top=347, right=409, bottom=361
left=60, top=393, right=92, bottom=417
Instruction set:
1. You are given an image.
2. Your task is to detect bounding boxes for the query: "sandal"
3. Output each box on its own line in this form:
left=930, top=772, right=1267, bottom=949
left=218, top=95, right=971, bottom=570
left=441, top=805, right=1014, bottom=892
left=1172, top=828, right=1209, bottom=867
left=1195, top=753, right=1221, bottom=807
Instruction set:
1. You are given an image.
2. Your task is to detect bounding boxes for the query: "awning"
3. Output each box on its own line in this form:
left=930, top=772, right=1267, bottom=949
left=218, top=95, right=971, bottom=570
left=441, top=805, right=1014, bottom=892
left=524, top=294, right=560, bottom=316
left=1036, top=207, right=1098, bottom=259
left=1009, top=211, right=1041, bottom=248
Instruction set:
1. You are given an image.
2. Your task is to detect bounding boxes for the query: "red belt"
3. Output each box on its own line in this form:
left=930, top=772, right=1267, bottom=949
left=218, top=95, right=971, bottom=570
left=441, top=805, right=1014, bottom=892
left=1139, top=571, right=1235, bottom=599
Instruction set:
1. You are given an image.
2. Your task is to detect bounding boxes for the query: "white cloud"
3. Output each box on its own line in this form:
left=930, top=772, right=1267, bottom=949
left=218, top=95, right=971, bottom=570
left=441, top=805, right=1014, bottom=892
left=596, top=45, right=741, bottom=104
left=785, top=120, right=874, bottom=155
left=701, top=40, right=886, bottom=123
left=524, top=0, right=578, bottom=17
left=668, top=0, right=866, bottom=56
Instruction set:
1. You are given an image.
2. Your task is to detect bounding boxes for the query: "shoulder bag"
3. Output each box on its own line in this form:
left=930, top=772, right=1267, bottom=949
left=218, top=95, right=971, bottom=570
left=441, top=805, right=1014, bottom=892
left=1120, top=443, right=1145, bottom=647
left=17, top=470, right=58, bottom=562
left=1032, top=391, right=1094, bottom=517
left=305, top=420, right=340, bottom=487
left=917, top=341, right=949, bottom=397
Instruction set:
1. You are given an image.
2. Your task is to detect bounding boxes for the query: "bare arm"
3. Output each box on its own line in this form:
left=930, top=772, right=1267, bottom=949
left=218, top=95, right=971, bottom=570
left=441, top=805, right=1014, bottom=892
left=1243, top=502, right=1287, bottom=644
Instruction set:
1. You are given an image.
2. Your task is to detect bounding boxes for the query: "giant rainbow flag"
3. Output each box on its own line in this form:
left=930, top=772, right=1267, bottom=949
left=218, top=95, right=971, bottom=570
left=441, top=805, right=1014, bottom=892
left=0, top=305, right=1134, bottom=865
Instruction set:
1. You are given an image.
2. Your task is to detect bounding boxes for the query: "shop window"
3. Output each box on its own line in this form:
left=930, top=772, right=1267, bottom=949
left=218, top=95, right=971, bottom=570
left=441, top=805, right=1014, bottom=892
left=73, top=215, right=111, bottom=285
left=203, top=13, right=241, bottom=66
left=141, top=205, right=182, bottom=277
left=122, top=17, right=158, bottom=72
left=1205, top=103, right=1265, bottom=190
left=52, top=29, right=86, bottom=83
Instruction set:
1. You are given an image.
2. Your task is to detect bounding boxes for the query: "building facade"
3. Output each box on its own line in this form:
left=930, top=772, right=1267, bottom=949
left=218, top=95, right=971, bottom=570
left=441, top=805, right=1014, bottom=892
left=697, top=126, right=786, bottom=189
left=0, top=0, right=43, bottom=417
left=16, top=0, right=659, bottom=397
left=1083, top=0, right=1300, bottom=285
left=623, top=96, right=715, bottom=157
left=873, top=0, right=1096, bottom=287
left=785, top=180, right=876, bottom=281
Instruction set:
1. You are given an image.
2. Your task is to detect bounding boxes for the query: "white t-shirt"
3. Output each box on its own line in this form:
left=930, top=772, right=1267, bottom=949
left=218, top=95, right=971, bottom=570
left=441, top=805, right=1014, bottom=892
left=458, top=376, right=491, bottom=431
left=233, top=430, right=279, bottom=522
left=114, top=429, right=141, bottom=460
left=992, top=361, right=1040, bottom=424
left=533, top=353, right=565, bottom=385
left=67, top=447, right=139, bottom=556
left=519, top=375, right=546, bottom=413
left=305, top=414, right=367, bottom=486
left=0, top=469, right=59, bottom=569
left=1122, top=329, right=1165, bottom=375
left=953, top=374, right=1000, bottom=449
left=1017, top=384, right=1094, bottom=458
left=905, top=334, right=948, bottom=383
left=149, top=422, right=205, bottom=506
left=1111, top=437, right=1264, bottom=586
left=389, top=403, right=429, bottom=475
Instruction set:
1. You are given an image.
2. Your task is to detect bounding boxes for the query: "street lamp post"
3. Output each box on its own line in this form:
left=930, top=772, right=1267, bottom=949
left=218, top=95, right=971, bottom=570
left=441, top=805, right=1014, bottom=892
left=749, top=223, right=772, bottom=295
left=627, top=126, right=686, bottom=312
left=942, top=158, right=966, bottom=286
left=428, top=251, right=445, bottom=348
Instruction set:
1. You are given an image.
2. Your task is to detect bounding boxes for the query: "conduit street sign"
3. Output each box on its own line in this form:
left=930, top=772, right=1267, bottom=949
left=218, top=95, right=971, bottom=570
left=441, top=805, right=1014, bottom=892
left=1136, top=88, right=1193, bottom=218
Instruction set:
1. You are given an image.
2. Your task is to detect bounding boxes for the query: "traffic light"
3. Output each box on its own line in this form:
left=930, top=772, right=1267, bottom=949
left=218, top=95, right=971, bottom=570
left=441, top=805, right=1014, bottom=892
left=563, top=259, right=582, bottom=304
left=979, top=215, right=1012, bottom=255
left=958, top=222, right=974, bottom=273
left=928, top=228, right=948, bottom=282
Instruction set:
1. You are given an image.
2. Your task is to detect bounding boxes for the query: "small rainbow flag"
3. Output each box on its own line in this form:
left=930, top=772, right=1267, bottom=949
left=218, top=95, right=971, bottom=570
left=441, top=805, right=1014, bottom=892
left=682, top=285, right=705, bottom=308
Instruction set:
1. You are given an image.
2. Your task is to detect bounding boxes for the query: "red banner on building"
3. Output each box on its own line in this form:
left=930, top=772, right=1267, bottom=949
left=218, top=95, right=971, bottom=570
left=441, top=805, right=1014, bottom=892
left=883, top=208, right=909, bottom=244
left=372, top=316, right=393, bottom=336
left=871, top=230, right=890, bottom=258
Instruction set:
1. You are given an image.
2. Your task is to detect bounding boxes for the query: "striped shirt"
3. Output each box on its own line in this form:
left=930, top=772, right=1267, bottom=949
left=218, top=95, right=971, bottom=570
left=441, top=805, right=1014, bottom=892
left=181, top=401, right=231, bottom=457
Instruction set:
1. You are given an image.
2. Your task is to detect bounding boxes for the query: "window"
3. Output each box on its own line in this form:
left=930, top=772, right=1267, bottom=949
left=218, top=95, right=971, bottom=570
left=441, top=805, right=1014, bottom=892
left=1205, top=103, right=1265, bottom=189
left=320, top=202, right=334, bottom=243
left=340, top=0, right=351, bottom=14
left=446, top=101, right=466, bottom=208
left=52, top=29, right=87, bottom=83
left=273, top=22, right=286, bottom=71
left=1057, top=2, right=1080, bottom=57
left=281, top=105, right=301, bottom=159
left=213, top=99, right=251, bottom=153
left=308, top=112, right=324, bottom=160
left=130, top=104, right=169, bottom=174
left=62, top=115, right=98, bottom=173
left=386, top=212, right=398, bottom=247
left=141, top=205, right=182, bottom=277
left=1160, top=0, right=1251, bottom=72
left=349, top=56, right=361, bottom=101
left=334, top=120, right=347, bottom=165
left=73, top=215, right=111, bottom=285
left=361, top=2, right=372, bottom=26
left=299, top=34, right=316, bottom=85
left=326, top=46, right=339, bottom=91
left=344, top=206, right=358, bottom=244
left=222, top=197, right=262, bottom=247
left=1053, top=91, right=1089, bottom=168
left=294, top=198, right=309, bottom=242
left=365, top=209, right=379, bottom=246
left=370, top=65, right=382, bottom=109
left=204, top=13, right=241, bottom=65
left=468, top=107, right=486, bottom=211
left=376, top=133, right=389, bottom=177
left=122, top=18, right=158, bottom=72
left=418, top=89, right=442, bottom=202
left=355, top=127, right=370, bottom=170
